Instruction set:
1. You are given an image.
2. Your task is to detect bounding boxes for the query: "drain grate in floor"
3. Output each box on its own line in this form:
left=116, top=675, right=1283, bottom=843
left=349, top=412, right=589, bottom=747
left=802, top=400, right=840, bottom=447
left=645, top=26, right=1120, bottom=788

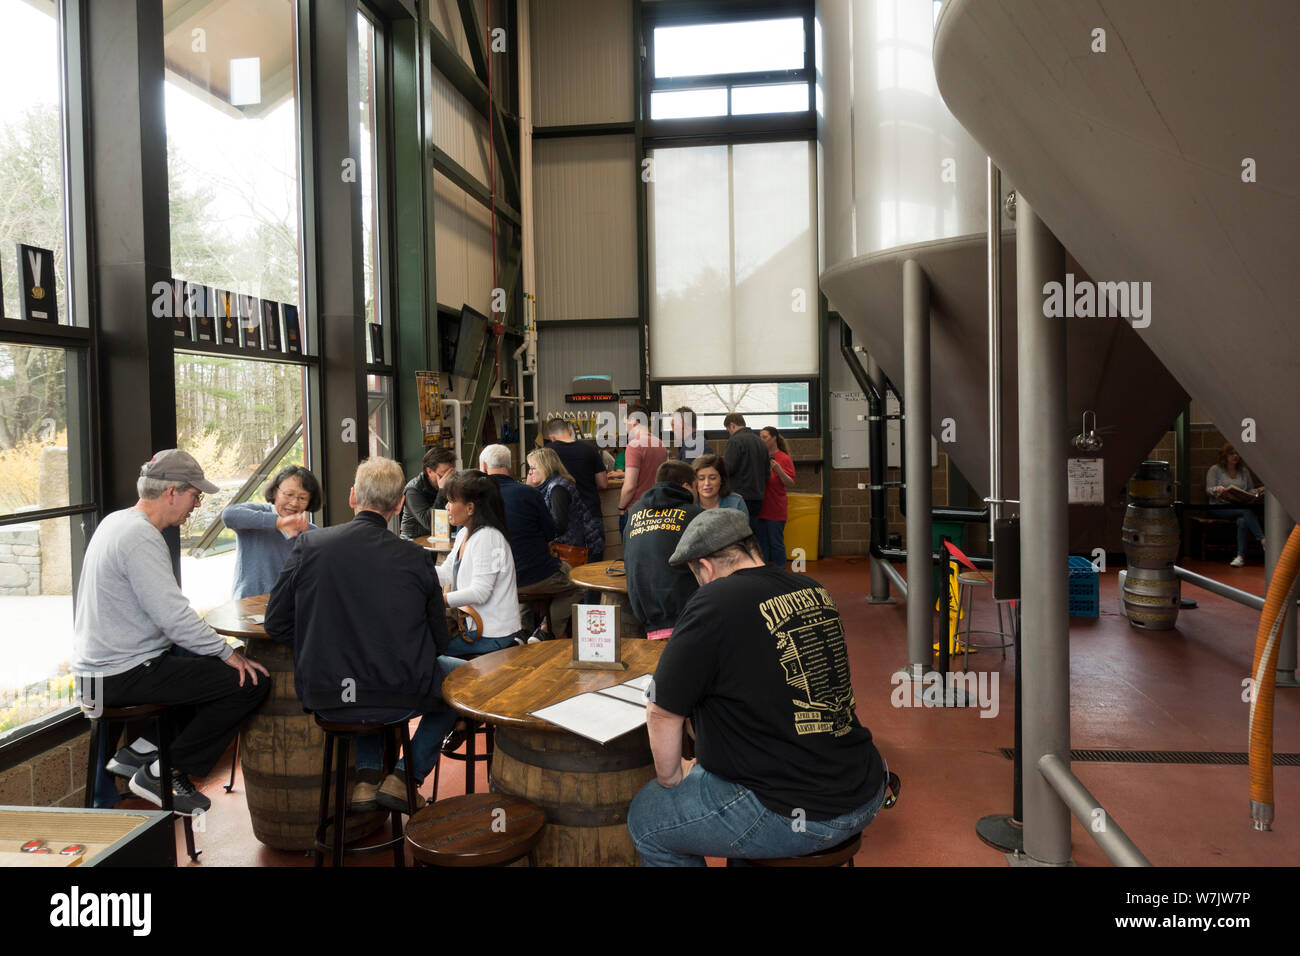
left=997, top=748, right=1300, bottom=766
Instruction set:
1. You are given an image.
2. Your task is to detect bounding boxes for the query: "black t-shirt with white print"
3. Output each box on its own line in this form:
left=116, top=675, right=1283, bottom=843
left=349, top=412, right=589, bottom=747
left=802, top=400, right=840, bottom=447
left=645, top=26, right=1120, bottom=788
left=652, top=566, right=883, bottom=819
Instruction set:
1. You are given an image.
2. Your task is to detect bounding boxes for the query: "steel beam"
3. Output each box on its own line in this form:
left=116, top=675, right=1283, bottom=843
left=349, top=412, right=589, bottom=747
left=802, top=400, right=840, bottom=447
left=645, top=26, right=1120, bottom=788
left=1016, top=198, right=1071, bottom=865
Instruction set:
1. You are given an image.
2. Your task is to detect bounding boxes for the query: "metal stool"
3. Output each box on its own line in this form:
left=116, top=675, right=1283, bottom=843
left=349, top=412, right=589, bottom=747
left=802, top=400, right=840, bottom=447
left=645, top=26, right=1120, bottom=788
left=956, top=570, right=1013, bottom=667
left=83, top=703, right=199, bottom=862
left=740, top=771, right=900, bottom=868
left=405, top=793, right=544, bottom=867
left=313, top=715, right=419, bottom=867
left=432, top=721, right=493, bottom=797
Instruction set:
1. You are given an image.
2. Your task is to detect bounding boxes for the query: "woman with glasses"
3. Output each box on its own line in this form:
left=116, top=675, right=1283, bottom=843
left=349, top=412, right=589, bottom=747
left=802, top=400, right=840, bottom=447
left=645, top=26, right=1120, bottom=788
left=222, top=464, right=322, bottom=598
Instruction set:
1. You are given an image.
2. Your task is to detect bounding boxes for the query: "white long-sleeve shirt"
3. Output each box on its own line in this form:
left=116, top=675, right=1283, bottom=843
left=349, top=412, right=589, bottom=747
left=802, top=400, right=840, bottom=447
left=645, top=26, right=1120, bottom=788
left=73, top=508, right=232, bottom=677
left=436, top=526, right=521, bottom=638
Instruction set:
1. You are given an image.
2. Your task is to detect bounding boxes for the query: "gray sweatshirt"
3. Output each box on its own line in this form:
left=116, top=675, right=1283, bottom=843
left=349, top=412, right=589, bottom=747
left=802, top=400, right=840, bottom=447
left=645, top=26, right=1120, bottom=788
left=72, top=508, right=233, bottom=677
left=1205, top=464, right=1256, bottom=503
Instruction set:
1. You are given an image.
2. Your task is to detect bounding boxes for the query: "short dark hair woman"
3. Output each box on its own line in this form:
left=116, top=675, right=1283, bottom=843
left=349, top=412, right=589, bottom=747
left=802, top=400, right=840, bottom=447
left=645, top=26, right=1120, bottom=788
left=222, top=464, right=322, bottom=598
left=437, top=472, right=525, bottom=656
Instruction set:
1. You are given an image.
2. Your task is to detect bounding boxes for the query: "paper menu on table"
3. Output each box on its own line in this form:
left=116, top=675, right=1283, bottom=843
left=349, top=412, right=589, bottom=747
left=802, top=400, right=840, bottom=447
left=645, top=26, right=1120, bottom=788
left=529, top=675, right=654, bottom=744
left=622, top=673, right=653, bottom=692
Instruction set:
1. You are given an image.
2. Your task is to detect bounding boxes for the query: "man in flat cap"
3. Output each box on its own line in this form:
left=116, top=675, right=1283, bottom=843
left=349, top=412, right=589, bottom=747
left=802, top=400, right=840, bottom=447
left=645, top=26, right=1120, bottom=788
left=73, top=449, right=270, bottom=815
left=627, top=508, right=889, bottom=865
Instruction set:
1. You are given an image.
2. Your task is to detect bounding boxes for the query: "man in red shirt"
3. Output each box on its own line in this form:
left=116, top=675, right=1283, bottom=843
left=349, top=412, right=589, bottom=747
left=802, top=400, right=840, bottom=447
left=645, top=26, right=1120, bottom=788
left=618, top=402, right=668, bottom=535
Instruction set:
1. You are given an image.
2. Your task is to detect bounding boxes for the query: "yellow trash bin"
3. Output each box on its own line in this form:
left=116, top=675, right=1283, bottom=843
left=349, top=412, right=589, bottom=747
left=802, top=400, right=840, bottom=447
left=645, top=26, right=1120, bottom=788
left=784, top=493, right=822, bottom=562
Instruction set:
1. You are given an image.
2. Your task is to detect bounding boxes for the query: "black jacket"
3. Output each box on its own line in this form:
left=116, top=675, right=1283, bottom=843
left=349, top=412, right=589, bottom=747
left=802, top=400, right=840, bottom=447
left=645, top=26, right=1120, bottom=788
left=400, top=471, right=447, bottom=539
left=622, top=482, right=702, bottom=632
left=265, top=510, right=450, bottom=713
left=724, top=427, right=769, bottom=501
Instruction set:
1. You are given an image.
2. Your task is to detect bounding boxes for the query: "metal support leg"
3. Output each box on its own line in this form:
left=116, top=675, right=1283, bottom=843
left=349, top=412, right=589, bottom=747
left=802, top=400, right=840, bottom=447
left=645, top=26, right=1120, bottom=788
left=903, top=259, right=933, bottom=673
left=867, top=355, right=895, bottom=604
left=1266, top=492, right=1299, bottom=686
left=1016, top=199, right=1071, bottom=866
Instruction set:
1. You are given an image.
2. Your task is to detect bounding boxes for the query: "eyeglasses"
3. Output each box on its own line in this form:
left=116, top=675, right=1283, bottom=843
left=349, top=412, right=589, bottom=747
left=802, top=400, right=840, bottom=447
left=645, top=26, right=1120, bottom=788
left=176, top=487, right=203, bottom=505
left=278, top=491, right=312, bottom=504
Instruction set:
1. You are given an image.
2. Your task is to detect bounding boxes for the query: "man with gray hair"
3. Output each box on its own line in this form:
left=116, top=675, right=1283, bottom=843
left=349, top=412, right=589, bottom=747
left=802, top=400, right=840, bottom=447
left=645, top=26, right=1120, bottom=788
left=266, top=457, right=459, bottom=812
left=627, top=508, right=889, bottom=865
left=73, top=449, right=271, bottom=815
left=480, top=443, right=577, bottom=640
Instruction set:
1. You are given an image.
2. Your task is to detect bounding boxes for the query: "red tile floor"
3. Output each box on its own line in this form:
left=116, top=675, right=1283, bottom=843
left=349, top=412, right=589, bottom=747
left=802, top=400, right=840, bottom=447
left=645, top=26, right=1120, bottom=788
left=116, top=556, right=1300, bottom=866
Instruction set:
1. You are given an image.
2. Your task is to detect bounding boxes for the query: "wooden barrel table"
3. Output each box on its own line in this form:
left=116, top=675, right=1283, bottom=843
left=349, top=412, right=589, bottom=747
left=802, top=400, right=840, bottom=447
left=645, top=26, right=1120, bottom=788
left=206, top=595, right=383, bottom=850
left=442, top=639, right=665, bottom=866
left=567, top=560, right=645, bottom=639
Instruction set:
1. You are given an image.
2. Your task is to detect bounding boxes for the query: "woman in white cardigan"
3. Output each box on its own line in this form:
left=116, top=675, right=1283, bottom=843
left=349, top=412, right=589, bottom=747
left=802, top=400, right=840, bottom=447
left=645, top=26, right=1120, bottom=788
left=437, top=471, right=526, bottom=656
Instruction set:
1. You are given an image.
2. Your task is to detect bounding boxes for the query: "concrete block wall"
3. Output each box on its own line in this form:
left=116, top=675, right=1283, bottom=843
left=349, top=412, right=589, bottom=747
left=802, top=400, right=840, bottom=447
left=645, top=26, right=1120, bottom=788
left=0, top=524, right=42, bottom=596
left=0, top=728, right=92, bottom=808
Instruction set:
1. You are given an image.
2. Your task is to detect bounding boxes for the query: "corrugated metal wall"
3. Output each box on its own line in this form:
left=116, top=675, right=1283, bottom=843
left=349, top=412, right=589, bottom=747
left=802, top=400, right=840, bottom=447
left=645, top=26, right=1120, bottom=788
left=433, top=171, right=495, bottom=316
left=536, top=324, right=641, bottom=414
left=530, top=0, right=634, bottom=125
left=430, top=70, right=494, bottom=190
left=533, top=136, right=638, bottom=322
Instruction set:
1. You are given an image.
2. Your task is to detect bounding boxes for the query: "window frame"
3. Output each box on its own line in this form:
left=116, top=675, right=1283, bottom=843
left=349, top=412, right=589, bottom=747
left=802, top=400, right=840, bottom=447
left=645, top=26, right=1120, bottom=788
left=652, top=375, right=820, bottom=441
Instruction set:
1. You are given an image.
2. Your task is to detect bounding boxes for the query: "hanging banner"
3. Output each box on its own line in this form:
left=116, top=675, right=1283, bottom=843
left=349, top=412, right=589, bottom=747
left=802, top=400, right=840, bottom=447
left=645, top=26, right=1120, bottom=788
left=416, top=371, right=443, bottom=446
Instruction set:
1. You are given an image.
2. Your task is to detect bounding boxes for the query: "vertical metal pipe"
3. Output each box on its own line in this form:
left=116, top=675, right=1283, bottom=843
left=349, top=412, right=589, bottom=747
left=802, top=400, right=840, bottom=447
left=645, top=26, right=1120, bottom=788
left=1016, top=199, right=1071, bottom=865
left=903, top=259, right=933, bottom=671
left=987, top=159, right=1003, bottom=543
left=1265, top=493, right=1298, bottom=685
left=867, top=354, right=892, bottom=602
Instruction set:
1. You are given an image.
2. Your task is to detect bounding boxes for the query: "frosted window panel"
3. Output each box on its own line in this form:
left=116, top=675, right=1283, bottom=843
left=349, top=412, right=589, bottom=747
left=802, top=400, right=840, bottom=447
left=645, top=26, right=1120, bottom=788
left=649, top=146, right=731, bottom=374
left=732, top=141, right=817, bottom=375
left=730, top=83, right=810, bottom=115
left=650, top=142, right=817, bottom=378
left=653, top=19, right=804, bottom=79
left=650, top=88, right=728, bottom=120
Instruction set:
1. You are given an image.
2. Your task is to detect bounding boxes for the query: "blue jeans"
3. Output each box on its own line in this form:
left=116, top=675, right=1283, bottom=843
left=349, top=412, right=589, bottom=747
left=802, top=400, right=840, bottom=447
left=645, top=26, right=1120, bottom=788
left=756, top=518, right=787, bottom=569
left=1212, top=506, right=1264, bottom=556
left=323, top=655, right=467, bottom=786
left=627, top=761, right=888, bottom=867
left=445, top=631, right=523, bottom=658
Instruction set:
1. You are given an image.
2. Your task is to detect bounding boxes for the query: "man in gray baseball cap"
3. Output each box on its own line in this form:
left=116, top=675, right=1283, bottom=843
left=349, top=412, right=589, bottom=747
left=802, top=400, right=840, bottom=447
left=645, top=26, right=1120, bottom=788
left=628, top=508, right=890, bottom=865
left=72, top=448, right=269, bottom=816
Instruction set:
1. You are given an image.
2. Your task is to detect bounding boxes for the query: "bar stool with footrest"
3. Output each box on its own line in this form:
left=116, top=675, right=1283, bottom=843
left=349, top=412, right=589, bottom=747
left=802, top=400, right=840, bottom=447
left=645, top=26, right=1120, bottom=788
left=405, top=792, right=545, bottom=867
left=432, top=721, right=493, bottom=797
left=313, top=714, right=421, bottom=867
left=83, top=703, right=200, bottom=862
left=956, top=571, right=1013, bottom=668
left=742, top=771, right=901, bottom=869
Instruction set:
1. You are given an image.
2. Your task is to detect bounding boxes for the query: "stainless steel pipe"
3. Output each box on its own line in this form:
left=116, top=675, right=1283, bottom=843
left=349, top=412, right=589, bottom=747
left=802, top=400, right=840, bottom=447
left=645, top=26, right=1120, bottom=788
left=903, top=259, right=933, bottom=671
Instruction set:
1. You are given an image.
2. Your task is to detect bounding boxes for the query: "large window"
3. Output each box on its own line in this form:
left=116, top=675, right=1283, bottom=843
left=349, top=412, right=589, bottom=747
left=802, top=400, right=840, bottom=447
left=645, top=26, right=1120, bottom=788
left=657, top=379, right=816, bottom=437
left=162, top=0, right=308, bottom=608
left=360, top=10, right=394, bottom=460
left=0, top=0, right=94, bottom=739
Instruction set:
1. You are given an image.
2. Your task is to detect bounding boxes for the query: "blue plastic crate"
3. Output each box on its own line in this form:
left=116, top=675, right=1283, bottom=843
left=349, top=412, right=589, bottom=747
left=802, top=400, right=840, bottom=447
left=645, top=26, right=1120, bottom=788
left=1068, top=556, right=1099, bottom=618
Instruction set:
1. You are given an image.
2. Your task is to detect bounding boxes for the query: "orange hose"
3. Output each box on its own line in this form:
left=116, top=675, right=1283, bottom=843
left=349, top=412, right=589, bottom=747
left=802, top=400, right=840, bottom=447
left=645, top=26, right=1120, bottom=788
left=1248, top=525, right=1300, bottom=830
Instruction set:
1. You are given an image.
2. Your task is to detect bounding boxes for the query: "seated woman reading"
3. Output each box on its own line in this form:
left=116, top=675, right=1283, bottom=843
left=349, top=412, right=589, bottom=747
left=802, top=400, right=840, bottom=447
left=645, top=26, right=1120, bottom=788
left=1206, top=443, right=1265, bottom=567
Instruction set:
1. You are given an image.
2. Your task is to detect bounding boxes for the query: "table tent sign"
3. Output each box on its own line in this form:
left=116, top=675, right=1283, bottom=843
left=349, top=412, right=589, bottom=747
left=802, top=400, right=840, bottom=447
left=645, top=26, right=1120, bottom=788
left=570, top=604, right=625, bottom=670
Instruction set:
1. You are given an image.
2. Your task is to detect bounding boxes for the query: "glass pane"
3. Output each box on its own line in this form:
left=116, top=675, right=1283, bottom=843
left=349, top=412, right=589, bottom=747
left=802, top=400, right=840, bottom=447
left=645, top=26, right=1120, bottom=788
left=163, top=0, right=302, bottom=307
left=660, top=383, right=812, bottom=432
left=730, top=82, right=810, bottom=115
left=0, top=344, right=91, bottom=517
left=174, top=353, right=308, bottom=610
left=0, top=0, right=69, bottom=326
left=367, top=374, right=393, bottom=460
left=0, top=515, right=86, bottom=741
left=359, top=12, right=383, bottom=360
left=650, top=88, right=728, bottom=120
left=653, top=18, right=805, bottom=78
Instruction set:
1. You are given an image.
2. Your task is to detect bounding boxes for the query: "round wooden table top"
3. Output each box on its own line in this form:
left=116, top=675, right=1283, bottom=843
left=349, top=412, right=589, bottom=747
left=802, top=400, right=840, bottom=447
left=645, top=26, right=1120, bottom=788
left=412, top=536, right=453, bottom=553
left=204, top=594, right=270, bottom=640
left=567, top=559, right=629, bottom=594
left=442, top=639, right=664, bottom=731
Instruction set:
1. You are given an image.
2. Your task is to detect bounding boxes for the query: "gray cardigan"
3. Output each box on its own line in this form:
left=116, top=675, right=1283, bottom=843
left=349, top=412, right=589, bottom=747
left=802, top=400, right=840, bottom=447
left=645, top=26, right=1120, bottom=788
left=222, top=502, right=316, bottom=598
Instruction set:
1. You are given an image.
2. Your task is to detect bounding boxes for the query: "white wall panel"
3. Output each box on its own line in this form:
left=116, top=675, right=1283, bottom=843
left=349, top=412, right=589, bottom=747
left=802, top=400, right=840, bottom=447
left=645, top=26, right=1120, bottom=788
left=430, top=69, right=494, bottom=189
left=433, top=171, right=494, bottom=317
left=530, top=0, right=634, bottom=126
left=533, top=135, right=638, bottom=322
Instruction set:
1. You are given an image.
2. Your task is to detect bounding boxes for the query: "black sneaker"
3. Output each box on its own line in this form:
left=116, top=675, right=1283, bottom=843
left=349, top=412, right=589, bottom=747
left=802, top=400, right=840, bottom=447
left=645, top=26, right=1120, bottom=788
left=105, top=745, right=155, bottom=778
left=526, top=627, right=552, bottom=645
left=129, top=765, right=212, bottom=816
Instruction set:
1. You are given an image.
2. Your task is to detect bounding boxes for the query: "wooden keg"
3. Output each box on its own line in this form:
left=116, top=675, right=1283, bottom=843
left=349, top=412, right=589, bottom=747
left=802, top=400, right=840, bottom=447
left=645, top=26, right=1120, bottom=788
left=490, top=725, right=655, bottom=866
left=1121, top=506, right=1180, bottom=569
left=1121, top=567, right=1181, bottom=630
left=1128, top=460, right=1174, bottom=507
left=241, top=639, right=383, bottom=850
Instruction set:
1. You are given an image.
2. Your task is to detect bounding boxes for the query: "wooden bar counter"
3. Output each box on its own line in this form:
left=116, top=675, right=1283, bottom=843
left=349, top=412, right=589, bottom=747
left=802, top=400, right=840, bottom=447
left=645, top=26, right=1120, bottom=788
left=442, top=639, right=664, bottom=866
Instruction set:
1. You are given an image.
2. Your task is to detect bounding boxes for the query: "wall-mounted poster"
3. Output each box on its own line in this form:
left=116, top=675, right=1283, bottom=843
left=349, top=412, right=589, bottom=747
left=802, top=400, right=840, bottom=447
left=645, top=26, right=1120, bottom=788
left=215, top=289, right=239, bottom=346
left=17, top=244, right=57, bottom=324
left=239, top=294, right=261, bottom=351
left=191, top=284, right=215, bottom=343
left=261, top=299, right=281, bottom=352
left=282, top=304, right=302, bottom=354
left=416, top=371, right=442, bottom=446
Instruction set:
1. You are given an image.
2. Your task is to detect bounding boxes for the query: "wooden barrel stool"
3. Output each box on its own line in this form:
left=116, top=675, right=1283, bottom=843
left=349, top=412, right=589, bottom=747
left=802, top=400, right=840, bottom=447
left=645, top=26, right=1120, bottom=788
left=83, top=703, right=199, bottom=862
left=406, top=793, right=545, bottom=867
left=314, top=715, right=420, bottom=867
